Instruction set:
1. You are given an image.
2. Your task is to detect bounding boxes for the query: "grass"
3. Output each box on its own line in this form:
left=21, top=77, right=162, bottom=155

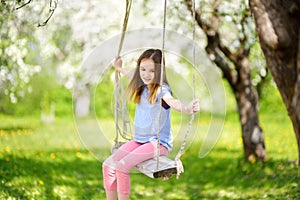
left=0, top=113, right=298, bottom=199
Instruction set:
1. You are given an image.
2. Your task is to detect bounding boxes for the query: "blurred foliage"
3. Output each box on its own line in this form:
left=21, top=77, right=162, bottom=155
left=0, top=73, right=72, bottom=117
left=93, top=68, right=115, bottom=119
left=0, top=61, right=285, bottom=119
left=0, top=0, right=288, bottom=122
left=249, top=42, right=272, bottom=98
left=0, top=1, right=83, bottom=117
left=0, top=1, right=41, bottom=103
left=259, top=81, right=287, bottom=114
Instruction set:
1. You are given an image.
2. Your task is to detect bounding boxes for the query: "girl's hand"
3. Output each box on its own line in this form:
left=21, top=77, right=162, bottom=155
left=114, top=56, right=132, bottom=77
left=163, top=96, right=200, bottom=115
left=187, top=98, right=200, bottom=114
left=114, top=56, right=123, bottom=72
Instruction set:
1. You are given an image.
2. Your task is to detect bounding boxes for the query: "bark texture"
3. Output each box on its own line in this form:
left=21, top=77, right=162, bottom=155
left=249, top=0, right=300, bottom=195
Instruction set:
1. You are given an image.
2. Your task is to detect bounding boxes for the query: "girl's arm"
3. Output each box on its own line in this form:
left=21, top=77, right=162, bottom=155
left=114, top=57, right=133, bottom=78
left=163, top=95, right=200, bottom=115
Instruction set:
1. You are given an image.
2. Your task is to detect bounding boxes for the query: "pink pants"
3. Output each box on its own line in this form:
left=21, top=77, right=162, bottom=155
left=102, top=140, right=169, bottom=194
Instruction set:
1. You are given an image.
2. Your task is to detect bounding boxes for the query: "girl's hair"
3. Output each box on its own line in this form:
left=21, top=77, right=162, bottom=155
left=126, top=49, right=169, bottom=104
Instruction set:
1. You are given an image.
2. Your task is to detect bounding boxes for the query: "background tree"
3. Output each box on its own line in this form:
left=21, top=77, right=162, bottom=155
left=0, top=2, right=41, bottom=105
left=1, top=0, right=154, bottom=117
left=0, top=1, right=81, bottom=116
left=249, top=0, right=300, bottom=194
left=184, top=0, right=267, bottom=161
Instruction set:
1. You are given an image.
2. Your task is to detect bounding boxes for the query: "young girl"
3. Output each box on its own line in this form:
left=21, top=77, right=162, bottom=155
left=102, top=49, right=200, bottom=200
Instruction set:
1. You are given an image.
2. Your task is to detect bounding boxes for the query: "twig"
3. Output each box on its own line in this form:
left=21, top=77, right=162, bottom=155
left=37, top=0, right=57, bottom=27
left=16, top=0, right=32, bottom=10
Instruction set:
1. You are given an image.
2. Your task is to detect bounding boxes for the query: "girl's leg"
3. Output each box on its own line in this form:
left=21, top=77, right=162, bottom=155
left=105, top=190, right=117, bottom=200
left=117, top=142, right=169, bottom=172
left=118, top=193, right=130, bottom=200
left=116, top=142, right=169, bottom=195
left=102, top=140, right=142, bottom=198
left=112, top=140, right=143, bottom=161
left=102, top=165, right=117, bottom=196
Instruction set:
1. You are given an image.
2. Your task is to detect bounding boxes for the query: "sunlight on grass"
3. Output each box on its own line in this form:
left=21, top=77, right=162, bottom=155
left=0, top=114, right=298, bottom=199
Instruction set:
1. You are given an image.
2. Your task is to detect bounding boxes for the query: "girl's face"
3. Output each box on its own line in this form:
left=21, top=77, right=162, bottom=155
left=139, top=58, right=155, bottom=85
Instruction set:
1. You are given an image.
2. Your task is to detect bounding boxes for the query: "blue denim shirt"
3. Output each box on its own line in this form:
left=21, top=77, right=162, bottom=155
left=134, top=84, right=173, bottom=151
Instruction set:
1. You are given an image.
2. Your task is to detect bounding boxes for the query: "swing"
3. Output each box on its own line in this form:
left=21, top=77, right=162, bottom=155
left=113, top=0, right=197, bottom=180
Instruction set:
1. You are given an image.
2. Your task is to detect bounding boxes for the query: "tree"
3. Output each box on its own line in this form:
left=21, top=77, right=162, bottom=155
left=0, top=1, right=41, bottom=104
left=184, top=0, right=267, bottom=161
left=249, top=0, right=300, bottom=195
left=0, top=1, right=83, bottom=115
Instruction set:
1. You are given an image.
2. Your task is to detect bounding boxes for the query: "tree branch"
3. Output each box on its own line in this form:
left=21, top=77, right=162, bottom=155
left=185, top=0, right=207, bottom=31
left=16, top=0, right=32, bottom=10
left=239, top=9, right=251, bottom=46
left=16, top=0, right=57, bottom=27
left=184, top=0, right=237, bottom=86
left=217, top=36, right=238, bottom=63
left=37, top=0, right=57, bottom=27
left=206, top=36, right=237, bottom=87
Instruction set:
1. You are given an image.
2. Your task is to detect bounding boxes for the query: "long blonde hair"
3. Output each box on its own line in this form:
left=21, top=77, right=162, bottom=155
left=126, top=49, right=169, bottom=104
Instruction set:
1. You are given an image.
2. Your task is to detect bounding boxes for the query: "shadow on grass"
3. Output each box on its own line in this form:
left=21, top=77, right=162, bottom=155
left=181, top=147, right=298, bottom=199
left=0, top=149, right=105, bottom=200
left=0, top=147, right=298, bottom=200
left=129, top=147, right=298, bottom=200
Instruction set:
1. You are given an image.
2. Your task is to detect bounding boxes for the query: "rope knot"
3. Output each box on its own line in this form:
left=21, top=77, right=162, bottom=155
left=175, top=158, right=184, bottom=179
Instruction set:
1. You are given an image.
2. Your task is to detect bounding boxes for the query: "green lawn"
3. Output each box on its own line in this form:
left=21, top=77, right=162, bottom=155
left=0, top=113, right=298, bottom=199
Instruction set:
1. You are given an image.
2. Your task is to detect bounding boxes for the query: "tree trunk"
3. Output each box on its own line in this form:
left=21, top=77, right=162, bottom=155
left=73, top=84, right=91, bottom=117
left=249, top=0, right=300, bottom=194
left=205, top=36, right=267, bottom=161
left=234, top=58, right=266, bottom=161
left=185, top=0, right=267, bottom=161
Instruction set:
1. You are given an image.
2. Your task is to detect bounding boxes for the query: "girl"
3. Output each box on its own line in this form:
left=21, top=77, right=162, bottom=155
left=102, top=49, right=200, bottom=200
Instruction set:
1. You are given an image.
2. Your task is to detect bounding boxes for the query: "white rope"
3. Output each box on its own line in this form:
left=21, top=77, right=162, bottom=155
left=117, top=0, right=132, bottom=57
left=156, top=0, right=168, bottom=170
left=114, top=0, right=133, bottom=146
left=174, top=0, right=197, bottom=179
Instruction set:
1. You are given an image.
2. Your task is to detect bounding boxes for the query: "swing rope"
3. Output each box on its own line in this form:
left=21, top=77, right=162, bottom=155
left=173, top=0, right=197, bottom=179
left=156, top=0, right=197, bottom=179
left=114, top=0, right=133, bottom=147
left=156, top=0, right=168, bottom=171
left=116, top=0, right=132, bottom=57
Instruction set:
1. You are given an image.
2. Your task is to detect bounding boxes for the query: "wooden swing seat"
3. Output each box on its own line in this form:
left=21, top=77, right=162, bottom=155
left=136, top=156, right=177, bottom=178
left=112, top=143, right=177, bottom=179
